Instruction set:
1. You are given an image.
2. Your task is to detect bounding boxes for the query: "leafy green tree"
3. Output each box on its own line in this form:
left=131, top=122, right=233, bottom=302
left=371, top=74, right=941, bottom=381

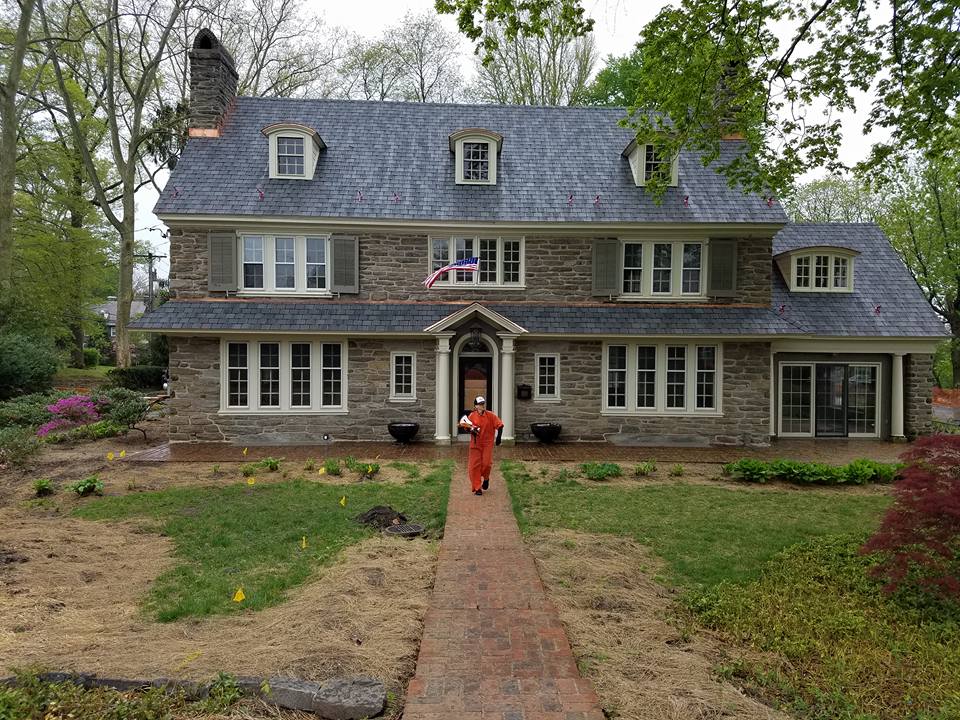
left=874, top=154, right=960, bottom=385
left=577, top=47, right=642, bottom=107
left=782, top=175, right=880, bottom=224
left=438, top=0, right=960, bottom=197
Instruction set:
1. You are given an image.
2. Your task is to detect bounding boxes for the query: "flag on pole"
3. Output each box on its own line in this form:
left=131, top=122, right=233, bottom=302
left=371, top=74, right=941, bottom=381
left=423, top=257, right=479, bottom=288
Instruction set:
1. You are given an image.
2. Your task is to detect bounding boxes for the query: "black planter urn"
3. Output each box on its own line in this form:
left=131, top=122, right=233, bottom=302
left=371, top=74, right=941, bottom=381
left=530, top=422, right=562, bottom=443
left=388, top=422, right=420, bottom=444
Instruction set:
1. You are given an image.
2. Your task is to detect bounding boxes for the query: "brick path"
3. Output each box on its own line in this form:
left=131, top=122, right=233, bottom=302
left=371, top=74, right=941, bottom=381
left=403, top=465, right=605, bottom=720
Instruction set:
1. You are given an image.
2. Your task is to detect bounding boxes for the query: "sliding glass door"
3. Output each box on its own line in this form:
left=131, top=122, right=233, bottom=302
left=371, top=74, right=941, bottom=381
left=779, top=363, right=880, bottom=438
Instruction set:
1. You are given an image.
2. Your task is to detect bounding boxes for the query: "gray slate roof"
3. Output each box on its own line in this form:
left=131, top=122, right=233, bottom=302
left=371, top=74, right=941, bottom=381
left=131, top=300, right=801, bottom=336
left=155, top=97, right=787, bottom=225
left=92, top=298, right=147, bottom=325
left=772, top=224, right=946, bottom=337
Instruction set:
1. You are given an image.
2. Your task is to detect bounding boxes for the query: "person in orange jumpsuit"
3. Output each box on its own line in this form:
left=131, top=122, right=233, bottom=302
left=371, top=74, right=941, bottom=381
left=459, top=396, right=503, bottom=495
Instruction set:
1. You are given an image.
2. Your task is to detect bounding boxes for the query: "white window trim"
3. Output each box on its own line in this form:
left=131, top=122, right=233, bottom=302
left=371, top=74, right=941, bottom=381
left=267, top=129, right=319, bottom=180
left=389, top=351, right=417, bottom=402
left=454, top=136, right=498, bottom=185
left=777, top=361, right=881, bottom=438
left=238, top=234, right=332, bottom=296
left=219, top=338, right=348, bottom=414
left=534, top=353, right=561, bottom=403
left=619, top=240, right=708, bottom=300
left=601, top=342, right=723, bottom=416
left=628, top=144, right=679, bottom=187
left=427, top=235, right=525, bottom=288
left=789, top=253, right=855, bottom=293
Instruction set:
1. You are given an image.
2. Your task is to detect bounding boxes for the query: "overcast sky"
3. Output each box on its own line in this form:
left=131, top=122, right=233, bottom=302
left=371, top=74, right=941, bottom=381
left=136, top=0, right=882, bottom=279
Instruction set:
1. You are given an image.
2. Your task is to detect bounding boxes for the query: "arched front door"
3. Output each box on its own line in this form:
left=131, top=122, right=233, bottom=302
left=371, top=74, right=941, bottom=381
left=457, top=356, right=493, bottom=433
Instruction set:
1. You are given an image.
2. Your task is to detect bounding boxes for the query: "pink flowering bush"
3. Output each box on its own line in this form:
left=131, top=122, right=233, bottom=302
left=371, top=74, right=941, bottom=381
left=36, top=395, right=101, bottom=437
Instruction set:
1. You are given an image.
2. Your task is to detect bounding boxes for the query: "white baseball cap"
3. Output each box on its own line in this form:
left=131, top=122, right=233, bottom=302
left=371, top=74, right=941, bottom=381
left=474, top=396, right=486, bottom=404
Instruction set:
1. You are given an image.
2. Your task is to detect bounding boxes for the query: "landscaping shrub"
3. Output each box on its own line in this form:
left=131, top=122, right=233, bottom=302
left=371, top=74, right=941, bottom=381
left=106, top=365, right=165, bottom=390
left=0, top=332, right=59, bottom=400
left=862, top=435, right=960, bottom=603
left=33, top=478, right=54, bottom=497
left=323, top=457, right=341, bottom=476
left=35, top=395, right=101, bottom=437
left=669, top=463, right=685, bottom=477
left=724, top=458, right=902, bottom=486
left=0, top=392, right=63, bottom=428
left=633, top=461, right=657, bottom=477
left=0, top=426, right=41, bottom=466
left=95, top=387, right=149, bottom=431
left=69, top=475, right=104, bottom=496
left=579, top=461, right=622, bottom=481
left=82, top=347, right=101, bottom=368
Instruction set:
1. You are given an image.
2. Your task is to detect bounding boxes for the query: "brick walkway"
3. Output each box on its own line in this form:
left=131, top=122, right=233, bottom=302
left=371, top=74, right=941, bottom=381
left=403, top=466, right=604, bottom=720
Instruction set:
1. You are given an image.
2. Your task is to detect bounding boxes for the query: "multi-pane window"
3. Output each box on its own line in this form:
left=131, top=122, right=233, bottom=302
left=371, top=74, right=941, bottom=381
left=795, top=256, right=811, bottom=288
left=814, top=255, right=830, bottom=288
left=227, top=343, right=248, bottom=407
left=322, top=343, right=342, bottom=407
left=391, top=352, right=415, bottom=400
left=653, top=243, right=673, bottom=293
left=623, top=243, right=643, bottom=293
left=682, top=244, right=702, bottom=294
left=274, top=237, right=295, bottom=289
left=792, top=253, right=854, bottom=292
left=240, top=235, right=330, bottom=292
left=643, top=145, right=670, bottom=183
left=291, top=343, right=311, bottom=407
left=848, top=365, right=878, bottom=435
left=696, top=346, right=716, bottom=409
left=536, top=354, right=559, bottom=400
left=607, top=345, right=627, bottom=408
left=605, top=343, right=719, bottom=413
left=462, top=141, right=489, bottom=181
left=276, top=136, right=305, bottom=176
left=780, top=365, right=812, bottom=434
left=259, top=343, right=280, bottom=407
left=243, top=236, right=264, bottom=289
left=429, top=236, right=524, bottom=286
left=222, top=340, right=345, bottom=412
left=636, top=346, right=656, bottom=408
left=666, top=346, right=686, bottom=409
left=306, top=237, right=326, bottom=289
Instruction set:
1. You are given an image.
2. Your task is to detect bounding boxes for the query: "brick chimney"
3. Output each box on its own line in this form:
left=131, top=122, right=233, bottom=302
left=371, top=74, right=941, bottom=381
left=188, top=29, right=238, bottom=138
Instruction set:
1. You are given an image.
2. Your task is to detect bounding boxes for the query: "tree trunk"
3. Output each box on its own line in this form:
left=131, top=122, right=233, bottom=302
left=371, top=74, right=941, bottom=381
left=115, top=191, right=135, bottom=368
left=0, top=0, right=36, bottom=295
left=952, top=335, right=960, bottom=390
left=67, top=171, right=86, bottom=368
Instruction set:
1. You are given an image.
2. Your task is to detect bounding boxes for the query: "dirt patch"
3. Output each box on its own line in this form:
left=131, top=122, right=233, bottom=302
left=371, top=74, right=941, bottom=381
left=519, top=460, right=892, bottom=496
left=527, top=529, right=788, bottom=720
left=0, top=506, right=436, bottom=710
left=356, top=506, right=408, bottom=529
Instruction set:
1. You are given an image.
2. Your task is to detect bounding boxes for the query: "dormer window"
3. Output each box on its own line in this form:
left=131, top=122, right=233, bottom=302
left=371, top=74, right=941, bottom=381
left=775, top=247, right=858, bottom=293
left=262, top=123, right=325, bottom=180
left=623, top=140, right=679, bottom=187
left=450, top=128, right=503, bottom=185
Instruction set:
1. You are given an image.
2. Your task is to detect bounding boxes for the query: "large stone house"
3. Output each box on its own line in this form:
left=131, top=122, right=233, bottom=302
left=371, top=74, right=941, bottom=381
left=133, top=30, right=945, bottom=445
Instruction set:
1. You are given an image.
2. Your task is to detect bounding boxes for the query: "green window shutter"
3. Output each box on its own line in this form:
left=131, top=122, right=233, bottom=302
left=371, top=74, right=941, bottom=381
left=208, top=232, right=237, bottom=291
left=592, top=240, right=621, bottom=297
left=708, top=239, right=737, bottom=297
left=331, top=235, right=359, bottom=294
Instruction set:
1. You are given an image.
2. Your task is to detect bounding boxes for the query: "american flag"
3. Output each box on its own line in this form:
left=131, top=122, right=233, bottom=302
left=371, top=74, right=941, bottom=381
left=423, top=256, right=479, bottom=288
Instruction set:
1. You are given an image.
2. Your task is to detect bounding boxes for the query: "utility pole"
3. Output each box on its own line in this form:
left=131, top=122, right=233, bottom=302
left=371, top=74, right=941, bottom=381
left=134, top=251, right=168, bottom=311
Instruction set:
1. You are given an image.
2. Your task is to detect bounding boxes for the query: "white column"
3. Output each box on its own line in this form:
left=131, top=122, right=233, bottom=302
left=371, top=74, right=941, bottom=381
left=891, top=352, right=905, bottom=440
left=498, top=333, right=517, bottom=444
left=434, top=333, right=454, bottom=444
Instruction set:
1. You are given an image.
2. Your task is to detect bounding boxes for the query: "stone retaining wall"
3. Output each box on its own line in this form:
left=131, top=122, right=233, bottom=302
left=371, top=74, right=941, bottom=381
left=169, top=227, right=772, bottom=306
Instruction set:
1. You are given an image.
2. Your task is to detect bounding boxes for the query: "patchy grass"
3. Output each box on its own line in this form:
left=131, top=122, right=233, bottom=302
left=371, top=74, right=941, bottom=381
left=696, top=536, right=960, bottom=720
left=502, top=459, right=889, bottom=590
left=52, top=365, right=112, bottom=383
left=74, top=461, right=452, bottom=621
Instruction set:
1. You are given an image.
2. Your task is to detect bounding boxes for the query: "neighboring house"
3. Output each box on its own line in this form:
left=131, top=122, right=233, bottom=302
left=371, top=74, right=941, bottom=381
left=132, top=30, right=945, bottom=445
left=93, top=297, right=147, bottom=339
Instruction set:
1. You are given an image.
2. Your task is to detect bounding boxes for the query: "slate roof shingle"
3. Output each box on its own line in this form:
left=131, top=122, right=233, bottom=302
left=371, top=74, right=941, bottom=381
left=155, top=97, right=788, bottom=225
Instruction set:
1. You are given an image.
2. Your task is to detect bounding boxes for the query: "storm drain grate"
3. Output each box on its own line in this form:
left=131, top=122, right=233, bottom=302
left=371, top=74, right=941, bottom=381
left=383, top=523, right=424, bottom=537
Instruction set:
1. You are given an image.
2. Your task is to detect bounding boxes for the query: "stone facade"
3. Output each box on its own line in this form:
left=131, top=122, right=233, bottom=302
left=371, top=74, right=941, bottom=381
left=188, top=30, right=238, bottom=130
left=168, top=336, right=436, bottom=444
left=905, top=353, right=934, bottom=437
left=512, top=340, right=771, bottom=445
left=169, top=227, right=772, bottom=306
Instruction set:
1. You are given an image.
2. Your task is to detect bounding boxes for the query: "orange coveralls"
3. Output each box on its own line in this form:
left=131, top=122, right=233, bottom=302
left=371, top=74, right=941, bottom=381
left=460, top=410, right=504, bottom=492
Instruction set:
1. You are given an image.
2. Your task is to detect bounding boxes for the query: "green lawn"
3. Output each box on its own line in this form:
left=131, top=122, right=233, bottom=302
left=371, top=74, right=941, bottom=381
left=74, top=461, right=452, bottom=621
left=502, top=460, right=889, bottom=590
left=53, top=365, right=113, bottom=383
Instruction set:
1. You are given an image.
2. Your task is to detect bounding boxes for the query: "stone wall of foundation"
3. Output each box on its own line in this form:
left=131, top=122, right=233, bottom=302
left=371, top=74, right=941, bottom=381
left=905, top=352, right=934, bottom=437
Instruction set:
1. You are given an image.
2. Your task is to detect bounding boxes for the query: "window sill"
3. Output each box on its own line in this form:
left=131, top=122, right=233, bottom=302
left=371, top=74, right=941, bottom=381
left=534, top=397, right=561, bottom=404
left=618, top=295, right=707, bottom=302
left=428, top=284, right=526, bottom=291
left=219, top=408, right=348, bottom=415
left=237, top=290, right=334, bottom=298
left=601, top=409, right=723, bottom=417
left=789, top=287, right=854, bottom=294
left=388, top=397, right=417, bottom=403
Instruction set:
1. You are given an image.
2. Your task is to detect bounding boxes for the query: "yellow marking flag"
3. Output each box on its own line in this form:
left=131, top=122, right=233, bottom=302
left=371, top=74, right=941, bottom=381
left=106, top=451, right=115, bottom=461
left=247, top=477, right=256, bottom=486
left=233, top=587, right=245, bottom=602
left=318, top=467, right=326, bottom=475
left=300, top=536, right=307, bottom=550
left=242, top=447, right=248, bottom=456
left=339, top=495, right=347, bottom=507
